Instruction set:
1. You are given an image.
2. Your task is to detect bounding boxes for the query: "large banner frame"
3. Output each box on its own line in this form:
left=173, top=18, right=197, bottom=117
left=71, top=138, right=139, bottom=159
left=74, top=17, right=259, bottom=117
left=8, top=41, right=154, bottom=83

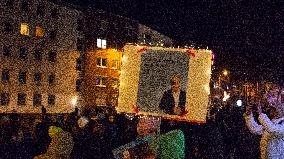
left=116, top=45, right=212, bottom=123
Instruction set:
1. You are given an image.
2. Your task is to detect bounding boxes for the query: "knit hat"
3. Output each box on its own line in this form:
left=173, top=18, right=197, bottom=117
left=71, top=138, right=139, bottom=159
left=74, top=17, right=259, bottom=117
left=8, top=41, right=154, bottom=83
left=48, top=126, right=63, bottom=138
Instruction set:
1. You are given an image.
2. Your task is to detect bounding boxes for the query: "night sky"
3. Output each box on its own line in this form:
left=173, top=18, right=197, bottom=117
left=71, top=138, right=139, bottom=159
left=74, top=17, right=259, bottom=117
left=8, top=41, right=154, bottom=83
left=67, top=0, right=283, bottom=83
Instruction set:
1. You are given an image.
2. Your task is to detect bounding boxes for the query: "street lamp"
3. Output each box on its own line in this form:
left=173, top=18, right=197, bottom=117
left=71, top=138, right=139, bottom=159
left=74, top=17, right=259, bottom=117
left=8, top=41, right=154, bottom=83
left=218, top=69, right=229, bottom=88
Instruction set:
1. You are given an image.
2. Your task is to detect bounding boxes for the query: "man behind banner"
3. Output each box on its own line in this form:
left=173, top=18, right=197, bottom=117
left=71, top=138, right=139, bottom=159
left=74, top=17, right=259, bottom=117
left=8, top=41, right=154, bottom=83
left=159, top=75, right=186, bottom=115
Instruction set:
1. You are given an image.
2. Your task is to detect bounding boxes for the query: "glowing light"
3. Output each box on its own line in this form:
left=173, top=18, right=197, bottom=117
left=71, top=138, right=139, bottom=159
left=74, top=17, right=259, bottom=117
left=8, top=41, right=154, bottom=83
left=223, top=70, right=228, bottom=76
left=20, top=23, right=29, bottom=36
left=223, top=91, right=230, bottom=101
left=237, top=100, right=242, bottom=107
left=212, top=53, right=215, bottom=60
left=122, top=56, right=127, bottom=64
left=71, top=97, right=78, bottom=106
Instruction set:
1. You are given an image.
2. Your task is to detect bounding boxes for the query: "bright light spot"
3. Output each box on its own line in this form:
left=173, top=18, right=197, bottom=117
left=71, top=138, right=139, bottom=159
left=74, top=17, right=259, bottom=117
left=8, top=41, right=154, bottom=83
left=212, top=53, right=215, bottom=60
left=223, top=70, right=228, bottom=76
left=71, top=97, right=77, bottom=106
left=122, top=56, right=127, bottom=64
left=204, top=85, right=210, bottom=95
left=223, top=91, right=230, bottom=101
left=237, top=100, right=242, bottom=106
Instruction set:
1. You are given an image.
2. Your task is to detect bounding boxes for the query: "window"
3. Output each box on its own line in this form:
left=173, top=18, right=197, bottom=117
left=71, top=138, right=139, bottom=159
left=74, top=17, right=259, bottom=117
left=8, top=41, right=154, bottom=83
left=48, top=51, right=56, bottom=62
left=17, top=93, right=26, bottom=105
left=97, top=39, right=107, bottom=49
left=76, top=59, right=82, bottom=71
left=20, top=23, right=29, bottom=36
left=112, top=60, right=118, bottom=69
left=19, top=47, right=27, bottom=59
left=34, top=49, right=42, bottom=61
left=144, top=34, right=152, bottom=44
left=100, top=20, right=108, bottom=31
left=48, top=74, right=55, bottom=85
left=36, top=5, right=44, bottom=16
left=96, top=76, right=107, bottom=87
left=112, top=78, right=119, bottom=88
left=77, top=19, right=83, bottom=31
left=1, top=93, right=10, bottom=106
left=34, top=73, right=41, bottom=84
left=77, top=38, right=83, bottom=51
left=33, top=93, right=42, bottom=106
left=19, top=71, right=26, bottom=84
left=51, top=9, right=58, bottom=19
left=96, top=58, right=107, bottom=68
left=49, top=30, right=56, bottom=40
left=35, top=26, right=44, bottom=37
left=3, top=46, right=11, bottom=56
left=4, top=22, right=13, bottom=32
left=2, top=69, right=9, bottom=82
left=76, top=79, right=81, bottom=91
left=21, top=0, right=29, bottom=12
left=5, top=0, right=14, bottom=8
left=48, top=95, right=55, bottom=105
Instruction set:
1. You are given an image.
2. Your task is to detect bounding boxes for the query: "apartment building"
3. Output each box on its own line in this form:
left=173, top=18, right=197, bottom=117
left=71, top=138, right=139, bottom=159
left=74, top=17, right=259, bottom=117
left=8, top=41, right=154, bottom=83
left=0, top=0, right=82, bottom=113
left=81, top=9, right=174, bottom=109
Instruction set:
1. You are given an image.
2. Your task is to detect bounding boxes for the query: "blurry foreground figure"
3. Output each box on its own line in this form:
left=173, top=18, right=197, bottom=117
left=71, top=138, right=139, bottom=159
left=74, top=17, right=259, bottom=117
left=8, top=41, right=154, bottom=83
left=34, top=125, right=74, bottom=159
left=114, top=115, right=185, bottom=159
left=244, top=85, right=284, bottom=159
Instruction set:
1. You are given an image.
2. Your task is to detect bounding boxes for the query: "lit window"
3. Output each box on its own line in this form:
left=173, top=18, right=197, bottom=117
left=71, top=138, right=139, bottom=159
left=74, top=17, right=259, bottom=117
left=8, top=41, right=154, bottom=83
left=35, top=26, right=44, bottom=37
left=33, top=93, right=42, bottom=106
left=112, top=60, right=118, bottom=69
left=20, top=23, right=29, bottom=36
left=97, top=39, right=107, bottom=49
left=48, top=95, right=55, bottom=105
left=17, top=93, right=26, bottom=105
left=96, top=76, right=107, bottom=87
left=1, top=93, right=10, bottom=106
left=96, top=58, right=107, bottom=68
left=2, top=69, right=9, bottom=82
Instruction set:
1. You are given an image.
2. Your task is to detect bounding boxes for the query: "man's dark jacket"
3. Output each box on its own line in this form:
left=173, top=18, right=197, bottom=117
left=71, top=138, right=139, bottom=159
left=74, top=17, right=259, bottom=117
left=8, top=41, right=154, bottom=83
left=159, top=89, right=186, bottom=115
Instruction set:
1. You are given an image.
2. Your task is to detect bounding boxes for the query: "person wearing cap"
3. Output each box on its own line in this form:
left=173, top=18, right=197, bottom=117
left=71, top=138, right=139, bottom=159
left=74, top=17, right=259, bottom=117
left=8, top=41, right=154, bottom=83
left=244, top=85, right=284, bottom=159
left=159, top=74, right=186, bottom=115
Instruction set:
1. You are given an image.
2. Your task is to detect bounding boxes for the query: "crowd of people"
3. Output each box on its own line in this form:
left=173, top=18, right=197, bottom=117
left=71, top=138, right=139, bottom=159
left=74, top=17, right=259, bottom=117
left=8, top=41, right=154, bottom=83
left=1, top=84, right=284, bottom=158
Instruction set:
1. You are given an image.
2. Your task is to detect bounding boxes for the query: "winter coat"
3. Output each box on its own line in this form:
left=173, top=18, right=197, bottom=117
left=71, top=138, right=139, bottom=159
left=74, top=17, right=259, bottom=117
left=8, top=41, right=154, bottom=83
left=245, top=113, right=284, bottom=159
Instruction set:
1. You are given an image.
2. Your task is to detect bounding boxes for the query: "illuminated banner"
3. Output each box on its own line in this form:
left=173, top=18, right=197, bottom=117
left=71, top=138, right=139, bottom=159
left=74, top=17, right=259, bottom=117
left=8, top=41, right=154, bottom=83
left=117, top=45, right=212, bottom=123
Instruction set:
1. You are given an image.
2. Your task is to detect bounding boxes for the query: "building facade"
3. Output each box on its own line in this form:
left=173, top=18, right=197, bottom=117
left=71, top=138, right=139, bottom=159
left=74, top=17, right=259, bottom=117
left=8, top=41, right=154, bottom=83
left=0, top=0, right=82, bottom=113
left=81, top=9, right=174, bottom=109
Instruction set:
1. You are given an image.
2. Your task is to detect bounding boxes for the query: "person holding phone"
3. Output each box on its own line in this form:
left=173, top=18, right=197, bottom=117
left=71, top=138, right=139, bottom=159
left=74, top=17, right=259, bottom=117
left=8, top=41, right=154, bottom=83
left=244, top=85, right=284, bottom=159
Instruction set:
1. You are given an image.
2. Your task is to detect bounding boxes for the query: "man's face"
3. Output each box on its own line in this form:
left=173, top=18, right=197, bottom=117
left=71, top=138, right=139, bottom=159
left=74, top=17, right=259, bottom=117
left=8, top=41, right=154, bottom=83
left=267, top=88, right=281, bottom=106
left=171, top=79, right=180, bottom=93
